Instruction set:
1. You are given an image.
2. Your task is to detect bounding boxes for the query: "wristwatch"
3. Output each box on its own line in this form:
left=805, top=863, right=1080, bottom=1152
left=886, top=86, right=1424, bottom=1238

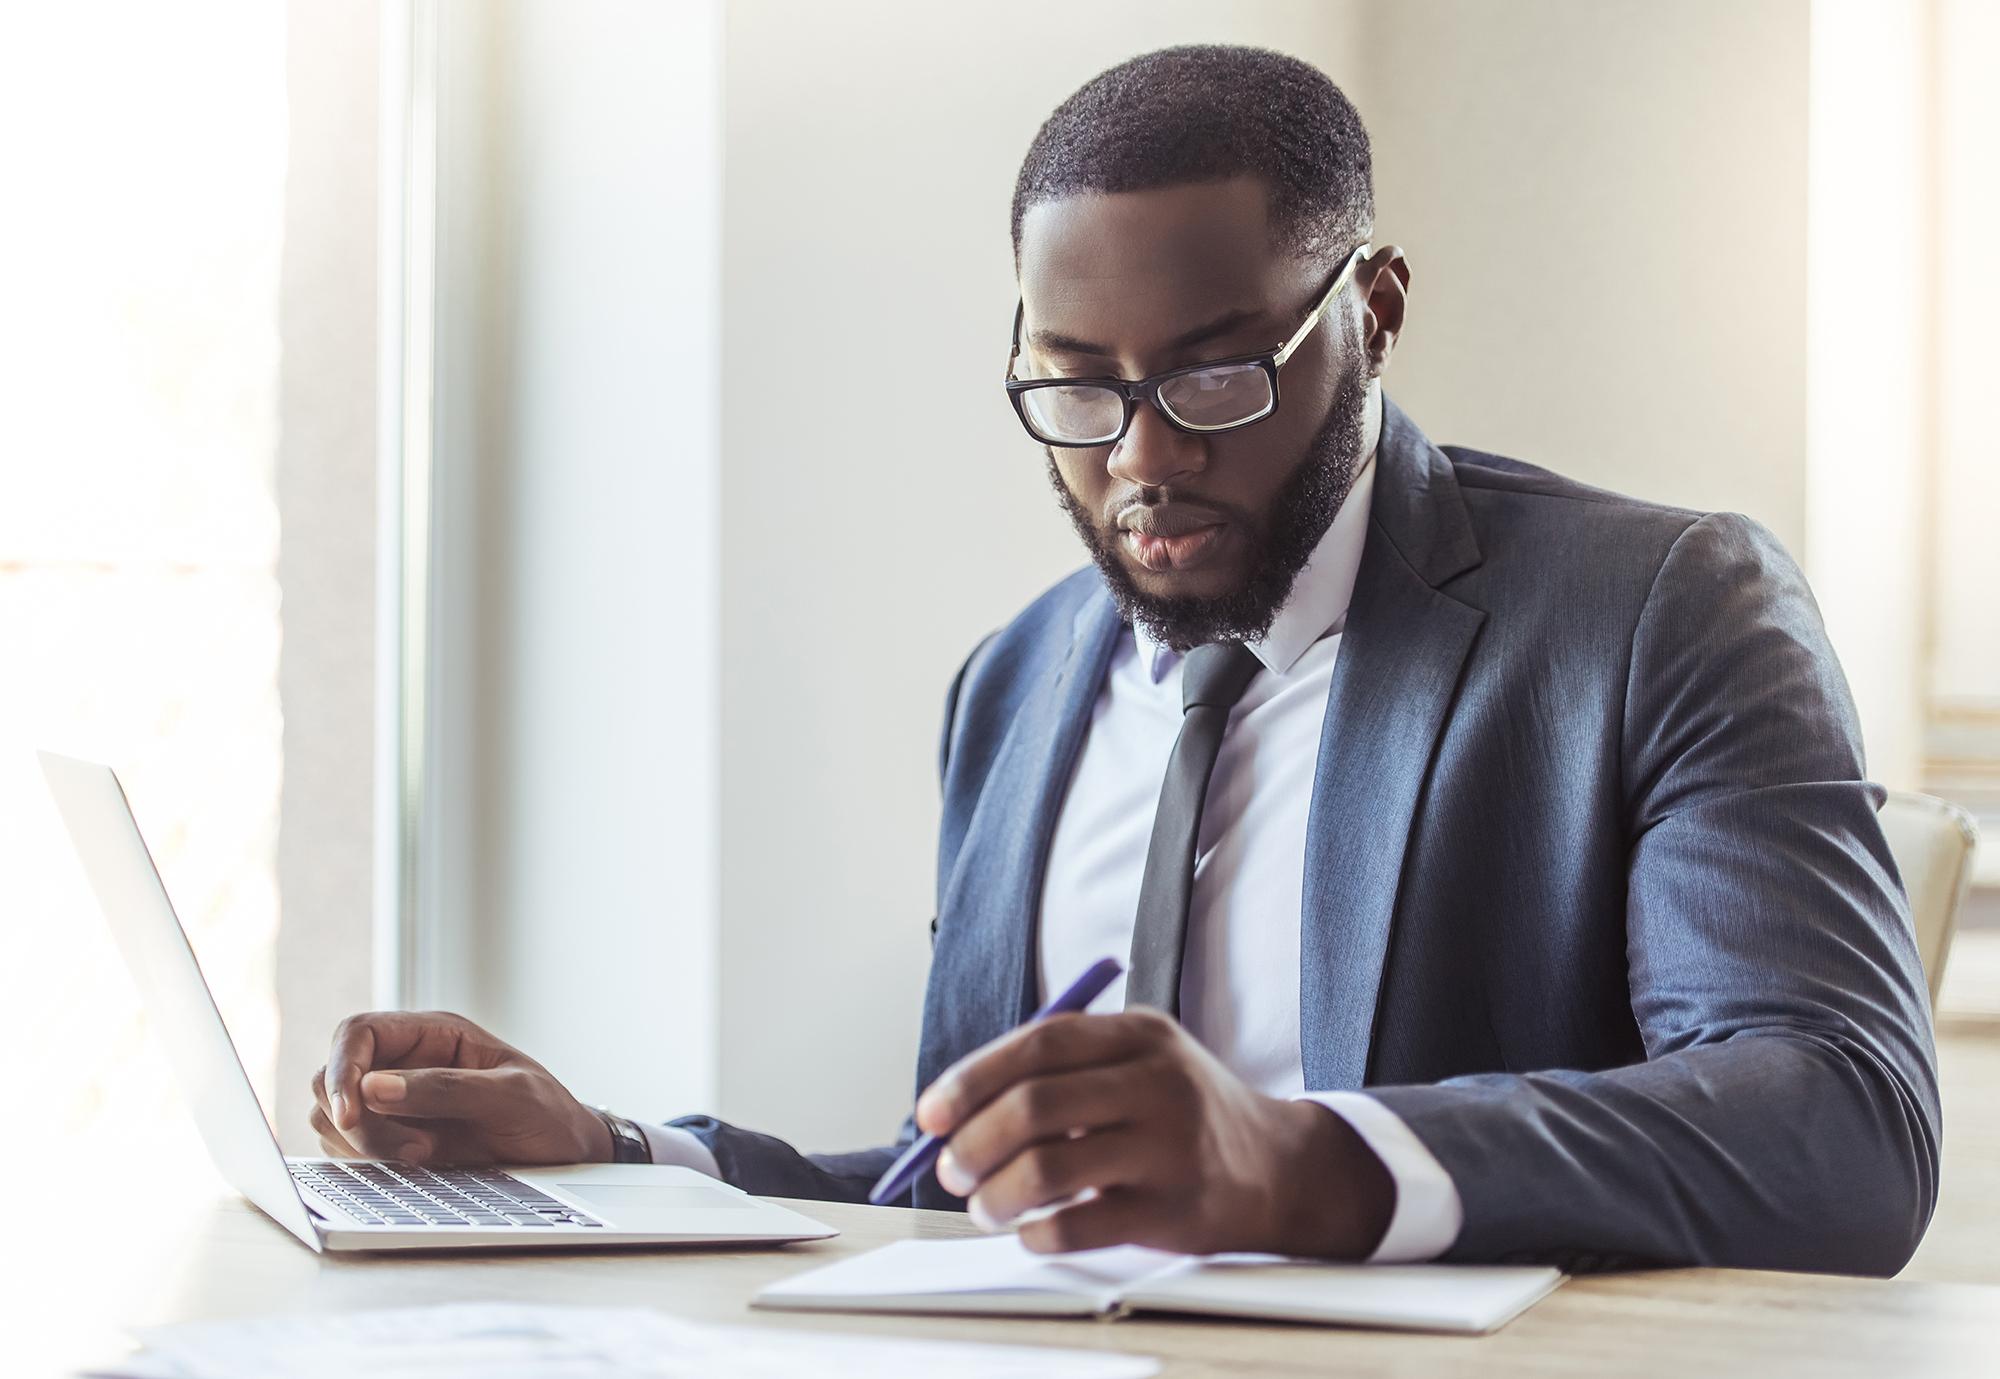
left=593, top=1107, right=651, bottom=1164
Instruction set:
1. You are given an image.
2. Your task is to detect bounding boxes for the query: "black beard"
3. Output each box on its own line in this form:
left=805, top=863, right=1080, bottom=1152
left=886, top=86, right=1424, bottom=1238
left=1047, top=354, right=1371, bottom=653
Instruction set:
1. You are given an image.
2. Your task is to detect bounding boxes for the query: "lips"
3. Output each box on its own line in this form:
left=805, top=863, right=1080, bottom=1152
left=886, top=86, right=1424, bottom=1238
left=1122, top=522, right=1227, bottom=572
left=1118, top=502, right=1227, bottom=539
left=1117, top=502, right=1230, bottom=573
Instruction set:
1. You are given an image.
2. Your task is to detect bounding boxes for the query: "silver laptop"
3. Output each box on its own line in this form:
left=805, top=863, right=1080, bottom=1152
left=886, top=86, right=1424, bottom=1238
left=39, top=750, right=836, bottom=1253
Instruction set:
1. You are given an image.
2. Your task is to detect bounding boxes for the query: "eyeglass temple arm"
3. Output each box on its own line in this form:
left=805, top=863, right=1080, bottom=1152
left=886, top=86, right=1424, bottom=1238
left=1272, top=242, right=1371, bottom=368
left=1007, top=240, right=1369, bottom=379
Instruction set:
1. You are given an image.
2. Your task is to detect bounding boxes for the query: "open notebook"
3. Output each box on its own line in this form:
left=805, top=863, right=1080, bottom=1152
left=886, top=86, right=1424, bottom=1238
left=756, top=1234, right=1563, bottom=1335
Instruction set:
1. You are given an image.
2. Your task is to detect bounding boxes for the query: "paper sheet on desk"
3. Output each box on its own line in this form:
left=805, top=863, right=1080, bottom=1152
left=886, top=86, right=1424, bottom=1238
left=94, top=1301, right=1159, bottom=1379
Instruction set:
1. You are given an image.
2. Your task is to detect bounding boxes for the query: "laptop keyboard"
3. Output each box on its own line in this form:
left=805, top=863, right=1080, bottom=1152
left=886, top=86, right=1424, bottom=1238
left=290, top=1160, right=606, bottom=1229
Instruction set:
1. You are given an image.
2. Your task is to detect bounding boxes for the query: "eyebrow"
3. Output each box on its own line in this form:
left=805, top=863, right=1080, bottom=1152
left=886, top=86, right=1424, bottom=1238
left=1026, top=306, right=1269, bottom=361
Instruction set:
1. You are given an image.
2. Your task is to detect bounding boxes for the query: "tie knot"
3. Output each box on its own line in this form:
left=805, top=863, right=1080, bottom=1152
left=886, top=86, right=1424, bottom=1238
left=1180, top=641, right=1261, bottom=713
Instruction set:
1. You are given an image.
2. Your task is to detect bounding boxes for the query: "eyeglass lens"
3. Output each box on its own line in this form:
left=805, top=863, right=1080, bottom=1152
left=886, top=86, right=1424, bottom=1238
left=1157, top=362, right=1272, bottom=428
left=1020, top=363, right=1275, bottom=443
left=1020, top=384, right=1124, bottom=445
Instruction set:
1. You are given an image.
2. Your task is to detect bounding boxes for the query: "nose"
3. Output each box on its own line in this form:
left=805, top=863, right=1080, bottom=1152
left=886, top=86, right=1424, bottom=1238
left=1106, top=399, right=1207, bottom=490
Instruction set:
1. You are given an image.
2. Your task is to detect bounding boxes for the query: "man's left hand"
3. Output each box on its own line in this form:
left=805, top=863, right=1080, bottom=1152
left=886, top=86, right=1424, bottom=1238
left=914, top=1008, right=1396, bottom=1257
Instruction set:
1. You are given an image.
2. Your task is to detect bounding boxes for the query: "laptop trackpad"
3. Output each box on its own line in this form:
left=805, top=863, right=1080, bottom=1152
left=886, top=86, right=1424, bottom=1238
left=556, top=1183, right=757, bottom=1216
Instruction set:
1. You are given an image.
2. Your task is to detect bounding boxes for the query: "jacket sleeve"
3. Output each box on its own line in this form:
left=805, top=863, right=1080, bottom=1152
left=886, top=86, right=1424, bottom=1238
left=1364, top=512, right=1941, bottom=1275
left=660, top=637, right=992, bottom=1204
left=663, top=1112, right=919, bottom=1203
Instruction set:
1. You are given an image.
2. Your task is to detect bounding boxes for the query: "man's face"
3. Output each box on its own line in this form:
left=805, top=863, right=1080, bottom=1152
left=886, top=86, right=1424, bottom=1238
left=1015, top=176, right=1375, bottom=650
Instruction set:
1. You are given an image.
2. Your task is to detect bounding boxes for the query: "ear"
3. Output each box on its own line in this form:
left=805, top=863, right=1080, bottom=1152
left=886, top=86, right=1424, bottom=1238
left=1356, top=245, right=1411, bottom=377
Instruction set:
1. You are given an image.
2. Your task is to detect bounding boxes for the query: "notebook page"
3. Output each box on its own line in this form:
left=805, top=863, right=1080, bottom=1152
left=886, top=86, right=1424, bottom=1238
left=1121, top=1258, right=1565, bottom=1334
left=755, top=1233, right=1184, bottom=1312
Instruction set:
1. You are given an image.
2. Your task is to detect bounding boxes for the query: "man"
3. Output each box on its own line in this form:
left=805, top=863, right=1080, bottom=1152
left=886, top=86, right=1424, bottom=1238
left=311, top=45, right=1939, bottom=1274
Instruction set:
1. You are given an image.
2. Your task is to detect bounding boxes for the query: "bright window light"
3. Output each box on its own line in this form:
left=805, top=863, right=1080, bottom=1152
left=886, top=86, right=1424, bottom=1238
left=0, top=1, right=287, bottom=1177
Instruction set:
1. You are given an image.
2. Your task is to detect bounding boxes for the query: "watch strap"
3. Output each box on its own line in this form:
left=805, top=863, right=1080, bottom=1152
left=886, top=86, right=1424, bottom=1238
left=594, top=1107, right=650, bottom=1164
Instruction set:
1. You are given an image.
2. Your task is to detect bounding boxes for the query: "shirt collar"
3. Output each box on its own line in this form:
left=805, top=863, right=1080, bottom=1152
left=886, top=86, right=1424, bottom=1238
left=1133, top=447, right=1376, bottom=682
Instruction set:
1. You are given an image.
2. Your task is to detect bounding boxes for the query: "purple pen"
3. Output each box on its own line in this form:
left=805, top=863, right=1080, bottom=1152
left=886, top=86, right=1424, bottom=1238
left=867, top=956, right=1124, bottom=1206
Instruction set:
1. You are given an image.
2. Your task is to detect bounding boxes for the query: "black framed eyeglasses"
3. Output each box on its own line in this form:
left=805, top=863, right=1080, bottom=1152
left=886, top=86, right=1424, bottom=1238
left=1003, top=241, right=1370, bottom=448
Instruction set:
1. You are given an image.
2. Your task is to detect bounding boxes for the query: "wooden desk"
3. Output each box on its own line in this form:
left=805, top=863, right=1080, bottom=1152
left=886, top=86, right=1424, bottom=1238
left=23, top=1022, right=1999, bottom=1377
left=27, top=1187, right=2000, bottom=1379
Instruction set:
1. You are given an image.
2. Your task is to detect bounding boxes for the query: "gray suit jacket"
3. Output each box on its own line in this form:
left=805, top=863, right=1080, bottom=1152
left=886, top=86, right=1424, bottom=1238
left=675, top=396, right=1940, bottom=1275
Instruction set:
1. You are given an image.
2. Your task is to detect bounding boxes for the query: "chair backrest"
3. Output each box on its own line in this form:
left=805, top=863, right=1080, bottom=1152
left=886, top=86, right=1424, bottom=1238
left=1878, top=790, right=1980, bottom=1006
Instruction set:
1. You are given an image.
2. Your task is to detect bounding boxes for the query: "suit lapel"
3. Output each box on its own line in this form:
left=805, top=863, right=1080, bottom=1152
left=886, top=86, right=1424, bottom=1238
left=1299, top=398, right=1486, bottom=1090
left=919, top=593, right=1123, bottom=1092
left=919, top=400, right=1481, bottom=1101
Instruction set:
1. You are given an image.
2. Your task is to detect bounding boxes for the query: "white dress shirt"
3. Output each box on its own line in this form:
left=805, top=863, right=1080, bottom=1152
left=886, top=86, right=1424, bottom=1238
left=645, top=451, right=1463, bottom=1261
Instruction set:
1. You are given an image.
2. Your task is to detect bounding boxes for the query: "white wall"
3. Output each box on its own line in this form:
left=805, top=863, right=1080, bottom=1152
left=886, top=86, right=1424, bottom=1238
left=1805, top=0, right=1929, bottom=791
left=1932, top=0, right=2000, bottom=709
left=1362, top=0, right=1809, bottom=553
left=427, top=0, right=722, bottom=1119
left=273, top=0, right=379, bottom=1151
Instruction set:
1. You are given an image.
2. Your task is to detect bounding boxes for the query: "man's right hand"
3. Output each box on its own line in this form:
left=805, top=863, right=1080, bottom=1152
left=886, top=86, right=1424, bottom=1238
left=308, top=1011, right=613, bottom=1166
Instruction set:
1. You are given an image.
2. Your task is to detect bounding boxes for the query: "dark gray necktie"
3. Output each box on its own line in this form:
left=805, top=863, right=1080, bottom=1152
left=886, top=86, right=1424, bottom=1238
left=1125, top=641, right=1263, bottom=1015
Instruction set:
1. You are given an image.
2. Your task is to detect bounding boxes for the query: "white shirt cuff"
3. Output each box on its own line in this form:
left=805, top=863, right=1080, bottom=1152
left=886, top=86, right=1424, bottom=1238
left=1296, top=1090, right=1463, bottom=1262
left=634, top=1119, right=723, bottom=1179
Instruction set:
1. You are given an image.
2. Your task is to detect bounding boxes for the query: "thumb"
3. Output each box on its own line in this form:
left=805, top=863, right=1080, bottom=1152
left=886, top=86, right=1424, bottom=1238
left=361, top=1065, right=525, bottom=1120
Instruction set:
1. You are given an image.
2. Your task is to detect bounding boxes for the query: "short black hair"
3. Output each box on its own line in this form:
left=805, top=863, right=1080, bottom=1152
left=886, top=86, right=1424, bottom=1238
left=1011, top=44, right=1374, bottom=272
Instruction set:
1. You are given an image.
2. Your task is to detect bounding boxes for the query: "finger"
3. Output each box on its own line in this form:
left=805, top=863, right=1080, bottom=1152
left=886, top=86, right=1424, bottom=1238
left=310, top=1067, right=357, bottom=1152
left=377, top=1126, right=437, bottom=1163
left=326, top=1012, right=476, bottom=1130
left=326, top=1086, right=436, bottom=1162
left=937, top=1065, right=1137, bottom=1191
left=308, top=1102, right=359, bottom=1158
left=917, top=1009, right=1176, bottom=1135
left=398, top=1122, right=493, bottom=1166
left=325, top=1017, right=380, bottom=1130
left=352, top=1114, right=438, bottom=1163
left=359, top=1066, right=525, bottom=1121
left=967, top=1125, right=1153, bottom=1228
left=312, top=1089, right=433, bottom=1162
left=1017, top=1185, right=1159, bottom=1255
left=306, top=1109, right=434, bottom=1164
